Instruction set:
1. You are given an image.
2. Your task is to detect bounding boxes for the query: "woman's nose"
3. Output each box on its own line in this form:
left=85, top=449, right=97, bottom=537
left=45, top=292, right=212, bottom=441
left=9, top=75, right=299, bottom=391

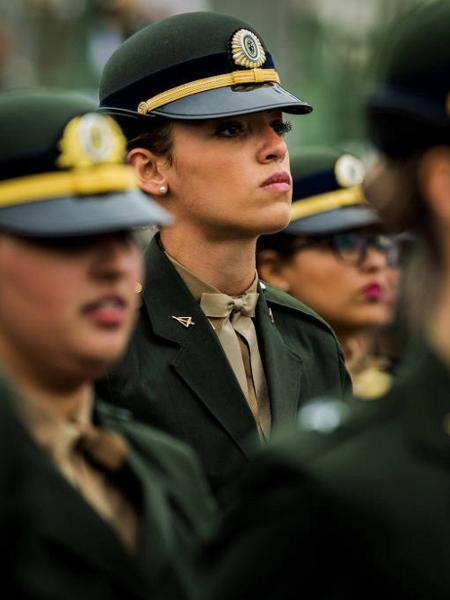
left=360, top=245, right=390, bottom=271
left=91, top=234, right=141, bottom=281
left=256, top=125, right=288, bottom=163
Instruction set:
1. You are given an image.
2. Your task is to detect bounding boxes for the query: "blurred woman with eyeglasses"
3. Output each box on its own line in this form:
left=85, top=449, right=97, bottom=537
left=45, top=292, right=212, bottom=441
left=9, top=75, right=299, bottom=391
left=257, top=147, right=402, bottom=396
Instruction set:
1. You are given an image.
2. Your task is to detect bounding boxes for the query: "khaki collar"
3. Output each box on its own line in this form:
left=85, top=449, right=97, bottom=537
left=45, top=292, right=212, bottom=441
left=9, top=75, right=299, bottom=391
left=165, top=251, right=259, bottom=301
left=18, top=392, right=93, bottom=465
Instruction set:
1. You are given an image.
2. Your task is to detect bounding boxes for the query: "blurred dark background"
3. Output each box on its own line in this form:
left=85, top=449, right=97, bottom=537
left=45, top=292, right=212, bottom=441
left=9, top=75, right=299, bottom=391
left=0, top=0, right=425, bottom=151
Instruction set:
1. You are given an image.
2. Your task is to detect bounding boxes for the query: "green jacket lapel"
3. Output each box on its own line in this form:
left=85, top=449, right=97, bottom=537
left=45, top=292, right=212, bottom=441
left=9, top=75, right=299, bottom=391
left=21, top=426, right=147, bottom=599
left=126, top=450, right=177, bottom=580
left=256, top=285, right=303, bottom=424
left=142, top=239, right=256, bottom=453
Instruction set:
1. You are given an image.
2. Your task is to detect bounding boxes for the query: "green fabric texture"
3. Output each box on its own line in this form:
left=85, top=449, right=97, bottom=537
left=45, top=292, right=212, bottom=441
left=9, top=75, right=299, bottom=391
left=376, top=0, right=450, bottom=85
left=197, top=340, right=450, bottom=599
left=367, top=0, right=450, bottom=154
left=96, top=237, right=351, bottom=503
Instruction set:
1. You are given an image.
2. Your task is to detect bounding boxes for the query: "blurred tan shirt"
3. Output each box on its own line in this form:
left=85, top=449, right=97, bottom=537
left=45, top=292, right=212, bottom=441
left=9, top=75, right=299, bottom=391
left=18, top=393, right=139, bottom=552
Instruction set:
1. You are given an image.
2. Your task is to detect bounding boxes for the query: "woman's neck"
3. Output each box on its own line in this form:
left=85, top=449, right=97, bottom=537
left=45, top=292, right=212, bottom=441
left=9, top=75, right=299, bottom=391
left=336, top=329, right=375, bottom=378
left=16, top=377, right=91, bottom=420
left=0, top=340, right=90, bottom=420
left=160, top=226, right=258, bottom=295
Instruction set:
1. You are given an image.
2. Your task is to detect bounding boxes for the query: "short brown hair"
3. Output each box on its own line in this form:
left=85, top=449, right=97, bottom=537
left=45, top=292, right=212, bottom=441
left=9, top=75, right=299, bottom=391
left=115, top=116, right=174, bottom=160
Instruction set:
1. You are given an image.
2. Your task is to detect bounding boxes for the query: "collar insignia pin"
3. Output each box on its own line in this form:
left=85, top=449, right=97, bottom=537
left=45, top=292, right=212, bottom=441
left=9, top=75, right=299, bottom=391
left=172, top=316, right=195, bottom=328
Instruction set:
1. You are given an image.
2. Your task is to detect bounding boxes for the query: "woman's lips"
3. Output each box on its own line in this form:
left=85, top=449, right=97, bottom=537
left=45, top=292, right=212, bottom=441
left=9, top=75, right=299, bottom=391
left=82, top=296, right=127, bottom=326
left=362, top=283, right=383, bottom=300
left=260, top=171, right=291, bottom=192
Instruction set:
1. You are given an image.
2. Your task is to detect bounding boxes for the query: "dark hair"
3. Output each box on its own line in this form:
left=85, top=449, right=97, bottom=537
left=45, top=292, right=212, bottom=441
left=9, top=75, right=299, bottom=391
left=114, top=115, right=174, bottom=160
left=363, top=152, right=444, bottom=332
left=362, top=153, right=431, bottom=236
left=256, top=232, right=305, bottom=264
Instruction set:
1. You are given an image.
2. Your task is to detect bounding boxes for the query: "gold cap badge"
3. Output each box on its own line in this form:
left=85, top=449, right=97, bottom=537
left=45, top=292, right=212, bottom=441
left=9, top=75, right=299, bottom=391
left=57, top=113, right=126, bottom=169
left=334, top=154, right=365, bottom=188
left=231, top=29, right=266, bottom=69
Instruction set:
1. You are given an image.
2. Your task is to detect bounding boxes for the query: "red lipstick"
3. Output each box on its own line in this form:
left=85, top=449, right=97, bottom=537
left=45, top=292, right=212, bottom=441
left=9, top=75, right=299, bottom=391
left=362, top=283, right=383, bottom=300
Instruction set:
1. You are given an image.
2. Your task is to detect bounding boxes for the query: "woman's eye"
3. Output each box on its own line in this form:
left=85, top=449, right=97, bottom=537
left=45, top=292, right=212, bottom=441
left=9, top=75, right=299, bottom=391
left=214, top=121, right=245, bottom=137
left=272, top=120, right=292, bottom=136
left=334, top=234, right=359, bottom=250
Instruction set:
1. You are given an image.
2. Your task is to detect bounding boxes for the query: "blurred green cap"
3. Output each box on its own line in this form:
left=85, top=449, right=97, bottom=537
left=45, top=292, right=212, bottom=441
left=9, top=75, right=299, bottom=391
left=0, top=90, right=171, bottom=237
left=367, top=0, right=450, bottom=156
left=285, top=147, right=379, bottom=235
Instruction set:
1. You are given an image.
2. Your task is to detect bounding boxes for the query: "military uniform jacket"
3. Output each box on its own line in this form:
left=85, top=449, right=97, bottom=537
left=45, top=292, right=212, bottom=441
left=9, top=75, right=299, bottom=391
left=97, top=238, right=350, bottom=498
left=198, top=340, right=450, bottom=600
left=9, top=398, right=214, bottom=600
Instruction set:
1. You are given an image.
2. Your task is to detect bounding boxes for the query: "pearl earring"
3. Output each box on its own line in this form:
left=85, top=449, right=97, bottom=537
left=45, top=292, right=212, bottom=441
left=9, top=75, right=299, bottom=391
left=159, top=185, right=168, bottom=195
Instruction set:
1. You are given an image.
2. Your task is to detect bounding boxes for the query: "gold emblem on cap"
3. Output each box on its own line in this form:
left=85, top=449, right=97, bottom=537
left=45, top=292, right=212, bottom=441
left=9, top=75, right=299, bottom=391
left=57, top=113, right=126, bottom=169
left=231, top=29, right=266, bottom=69
left=334, top=154, right=365, bottom=188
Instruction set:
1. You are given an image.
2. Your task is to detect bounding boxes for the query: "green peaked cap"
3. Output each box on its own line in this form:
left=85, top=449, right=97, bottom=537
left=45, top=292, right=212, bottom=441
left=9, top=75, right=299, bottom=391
left=367, top=0, right=450, bottom=155
left=283, top=147, right=379, bottom=236
left=0, top=89, right=171, bottom=237
left=99, top=11, right=312, bottom=120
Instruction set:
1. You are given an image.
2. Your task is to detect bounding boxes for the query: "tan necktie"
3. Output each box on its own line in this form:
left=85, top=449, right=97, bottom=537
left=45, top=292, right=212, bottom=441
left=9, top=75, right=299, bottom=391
left=76, top=426, right=129, bottom=472
left=200, top=292, right=271, bottom=439
left=73, top=426, right=139, bottom=553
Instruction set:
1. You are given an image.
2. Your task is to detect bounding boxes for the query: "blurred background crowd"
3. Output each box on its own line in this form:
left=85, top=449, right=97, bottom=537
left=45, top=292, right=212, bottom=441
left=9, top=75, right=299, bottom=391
left=0, top=0, right=428, bottom=152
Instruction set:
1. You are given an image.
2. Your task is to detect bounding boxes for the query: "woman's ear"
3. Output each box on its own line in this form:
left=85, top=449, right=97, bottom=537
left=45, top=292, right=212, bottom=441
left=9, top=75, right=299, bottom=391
left=128, top=147, right=170, bottom=198
left=419, top=146, right=450, bottom=225
left=257, top=249, right=291, bottom=291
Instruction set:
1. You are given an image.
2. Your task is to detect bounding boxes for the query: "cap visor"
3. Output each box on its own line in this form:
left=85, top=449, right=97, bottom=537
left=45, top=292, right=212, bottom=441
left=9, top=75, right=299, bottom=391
left=285, top=206, right=380, bottom=236
left=151, top=83, right=312, bottom=119
left=0, top=189, right=172, bottom=237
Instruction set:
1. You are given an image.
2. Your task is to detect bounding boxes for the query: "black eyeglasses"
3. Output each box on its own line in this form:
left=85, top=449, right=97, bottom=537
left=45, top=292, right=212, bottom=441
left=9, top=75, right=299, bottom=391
left=291, top=232, right=401, bottom=267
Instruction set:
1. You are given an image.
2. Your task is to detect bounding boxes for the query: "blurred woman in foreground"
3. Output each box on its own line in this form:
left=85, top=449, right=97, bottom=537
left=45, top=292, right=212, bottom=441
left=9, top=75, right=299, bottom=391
left=0, top=90, right=213, bottom=600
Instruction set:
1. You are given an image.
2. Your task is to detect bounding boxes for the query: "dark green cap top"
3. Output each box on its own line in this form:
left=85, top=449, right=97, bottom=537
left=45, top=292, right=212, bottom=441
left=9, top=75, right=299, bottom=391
left=99, top=11, right=312, bottom=120
left=367, top=0, right=450, bottom=155
left=0, top=90, right=171, bottom=237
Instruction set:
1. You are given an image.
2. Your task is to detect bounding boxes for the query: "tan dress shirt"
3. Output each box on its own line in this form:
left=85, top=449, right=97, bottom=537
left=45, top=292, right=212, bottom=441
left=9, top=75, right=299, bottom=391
left=166, top=253, right=271, bottom=439
left=18, top=393, right=139, bottom=552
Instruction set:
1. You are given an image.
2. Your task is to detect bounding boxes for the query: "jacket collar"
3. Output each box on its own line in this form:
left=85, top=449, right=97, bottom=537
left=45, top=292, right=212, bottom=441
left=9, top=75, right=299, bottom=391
left=142, top=239, right=302, bottom=440
left=19, top=421, right=150, bottom=599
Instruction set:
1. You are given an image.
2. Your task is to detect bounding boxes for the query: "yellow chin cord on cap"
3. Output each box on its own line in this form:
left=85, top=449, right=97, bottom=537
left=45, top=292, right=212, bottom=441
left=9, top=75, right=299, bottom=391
left=137, top=68, right=280, bottom=114
left=0, top=164, right=137, bottom=207
left=291, top=186, right=365, bottom=221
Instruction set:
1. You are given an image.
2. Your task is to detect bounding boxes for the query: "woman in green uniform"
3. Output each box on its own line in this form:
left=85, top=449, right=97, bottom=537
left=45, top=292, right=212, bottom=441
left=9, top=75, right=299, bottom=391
left=257, top=147, right=401, bottom=397
left=0, top=90, right=213, bottom=600
left=197, top=2, right=450, bottom=599
left=97, top=12, right=351, bottom=500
